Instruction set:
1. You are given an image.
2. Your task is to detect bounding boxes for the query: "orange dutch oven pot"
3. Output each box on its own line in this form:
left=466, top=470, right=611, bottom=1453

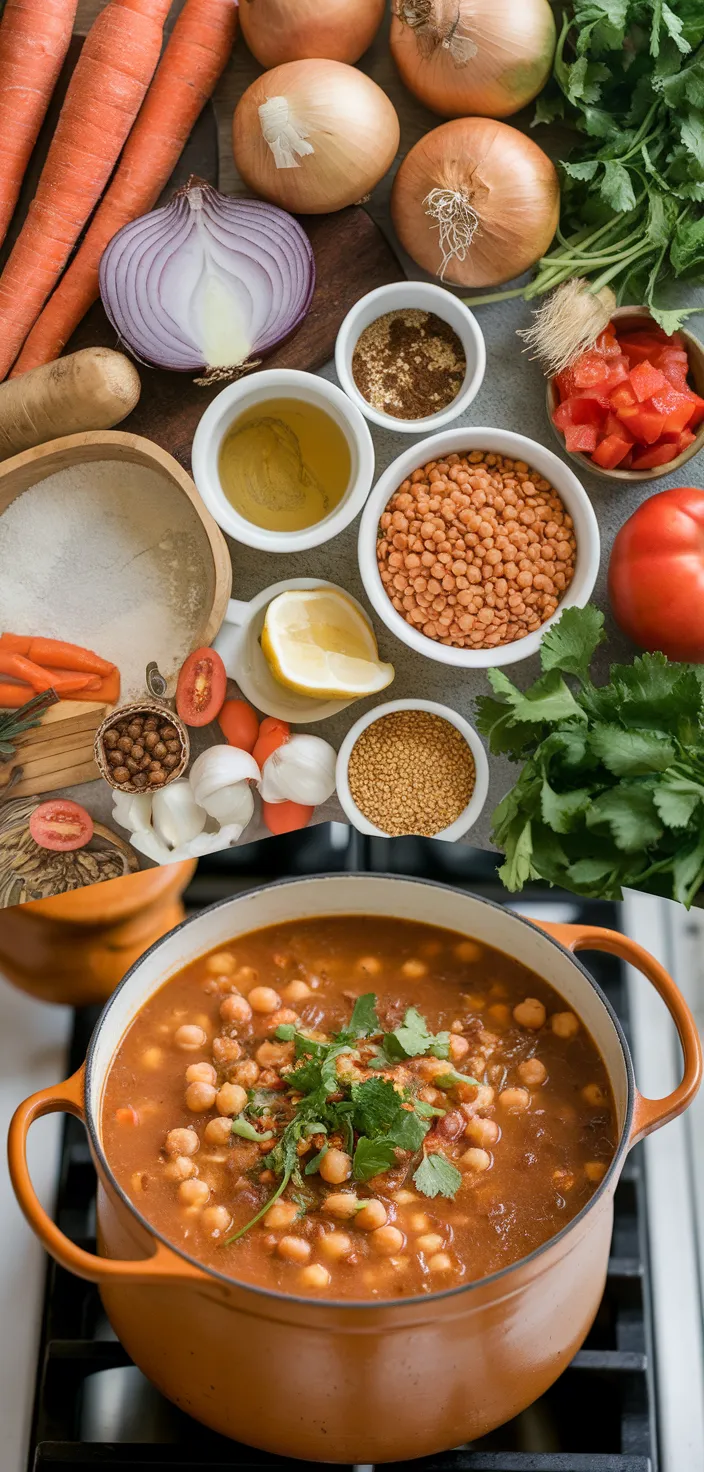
left=8, top=875, right=702, bottom=1463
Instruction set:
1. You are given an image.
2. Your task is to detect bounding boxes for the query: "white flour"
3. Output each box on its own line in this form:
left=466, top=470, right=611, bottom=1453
left=0, top=460, right=210, bottom=699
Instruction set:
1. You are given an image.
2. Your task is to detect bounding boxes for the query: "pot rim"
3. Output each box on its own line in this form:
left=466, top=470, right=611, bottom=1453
left=84, top=873, right=634, bottom=1310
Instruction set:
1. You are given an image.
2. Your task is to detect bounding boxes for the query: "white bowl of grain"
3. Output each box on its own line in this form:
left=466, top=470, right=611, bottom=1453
left=335, top=698, right=489, bottom=842
left=335, top=281, right=486, bottom=433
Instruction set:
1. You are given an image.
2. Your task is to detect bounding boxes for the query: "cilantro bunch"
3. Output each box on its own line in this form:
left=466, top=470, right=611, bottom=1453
left=478, top=605, right=704, bottom=906
left=225, top=995, right=468, bottom=1245
left=469, top=0, right=704, bottom=333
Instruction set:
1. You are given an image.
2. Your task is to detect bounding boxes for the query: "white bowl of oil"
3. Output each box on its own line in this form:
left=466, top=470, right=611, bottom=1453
left=191, top=369, right=375, bottom=553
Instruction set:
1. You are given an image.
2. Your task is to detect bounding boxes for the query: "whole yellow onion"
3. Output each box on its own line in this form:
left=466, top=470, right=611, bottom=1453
left=390, top=118, right=559, bottom=288
left=239, top=0, right=386, bottom=68
left=390, top=0, right=556, bottom=119
left=232, top=60, right=400, bottom=214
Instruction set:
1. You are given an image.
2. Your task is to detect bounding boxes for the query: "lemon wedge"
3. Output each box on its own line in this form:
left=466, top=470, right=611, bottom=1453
left=261, top=588, right=395, bottom=699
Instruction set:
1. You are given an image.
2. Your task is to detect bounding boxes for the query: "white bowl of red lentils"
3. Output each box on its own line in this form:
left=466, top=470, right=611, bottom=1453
left=358, top=428, right=600, bottom=667
left=336, top=698, right=490, bottom=841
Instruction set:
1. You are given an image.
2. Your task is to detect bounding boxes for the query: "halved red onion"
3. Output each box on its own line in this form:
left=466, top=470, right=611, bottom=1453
left=98, top=181, right=315, bottom=375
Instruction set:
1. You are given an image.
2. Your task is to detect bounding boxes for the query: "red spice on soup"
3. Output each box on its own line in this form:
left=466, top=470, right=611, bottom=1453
left=101, top=917, right=617, bottom=1299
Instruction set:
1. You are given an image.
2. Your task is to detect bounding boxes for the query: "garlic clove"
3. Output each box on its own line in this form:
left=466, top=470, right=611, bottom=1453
left=112, top=790, right=153, bottom=833
left=189, top=745, right=260, bottom=808
left=201, top=783, right=254, bottom=828
left=185, top=822, right=245, bottom=857
left=131, top=829, right=181, bottom=865
left=152, top=780, right=207, bottom=849
left=259, top=733, right=336, bottom=807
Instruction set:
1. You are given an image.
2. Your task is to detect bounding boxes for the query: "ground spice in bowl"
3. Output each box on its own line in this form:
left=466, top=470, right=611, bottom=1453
left=351, top=309, right=466, bottom=420
left=347, top=708, right=476, bottom=837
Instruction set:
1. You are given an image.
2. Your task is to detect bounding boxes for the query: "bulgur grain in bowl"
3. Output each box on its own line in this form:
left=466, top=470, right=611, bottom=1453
left=335, top=699, right=489, bottom=840
left=357, top=428, right=600, bottom=669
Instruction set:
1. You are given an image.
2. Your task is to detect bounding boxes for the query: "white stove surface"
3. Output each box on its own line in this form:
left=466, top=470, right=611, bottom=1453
left=0, top=975, right=71, bottom=1472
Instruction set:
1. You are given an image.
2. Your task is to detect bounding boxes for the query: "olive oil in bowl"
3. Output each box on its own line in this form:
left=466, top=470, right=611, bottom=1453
left=218, top=398, right=352, bottom=533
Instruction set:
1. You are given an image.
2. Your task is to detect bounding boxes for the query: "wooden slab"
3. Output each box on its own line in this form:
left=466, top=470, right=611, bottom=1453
left=0, top=700, right=107, bottom=794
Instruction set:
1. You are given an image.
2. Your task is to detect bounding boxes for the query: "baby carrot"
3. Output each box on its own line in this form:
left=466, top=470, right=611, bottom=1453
left=13, top=0, right=238, bottom=369
left=0, top=0, right=78, bottom=251
left=0, top=0, right=171, bottom=379
left=1, top=634, right=115, bottom=676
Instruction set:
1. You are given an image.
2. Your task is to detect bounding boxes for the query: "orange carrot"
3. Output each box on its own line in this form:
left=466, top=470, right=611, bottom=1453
left=1, top=634, right=115, bottom=676
left=0, top=0, right=172, bottom=380
left=41, top=669, right=102, bottom=693
left=0, top=0, right=78, bottom=250
left=0, top=649, right=55, bottom=690
left=13, top=0, right=238, bottom=370
left=0, top=680, right=33, bottom=707
left=78, top=668, right=120, bottom=704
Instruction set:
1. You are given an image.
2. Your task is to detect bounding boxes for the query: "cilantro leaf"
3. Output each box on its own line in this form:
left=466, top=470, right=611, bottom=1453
left=434, top=1071, right=479, bottom=1089
left=541, top=778, right=592, bottom=834
left=388, top=1109, right=429, bottom=1152
left=587, top=725, right=676, bottom=775
left=353, top=1136, right=398, bottom=1182
left=413, top=1153, right=463, bottom=1200
left=304, top=1145, right=328, bottom=1175
left=231, top=1119, right=274, bottom=1142
left=351, top=1077, right=405, bottom=1137
left=336, top=992, right=380, bottom=1043
left=383, top=1007, right=450, bottom=1061
left=600, top=159, right=637, bottom=211
left=488, top=666, right=585, bottom=725
left=586, top=783, right=664, bottom=852
left=540, top=605, right=605, bottom=678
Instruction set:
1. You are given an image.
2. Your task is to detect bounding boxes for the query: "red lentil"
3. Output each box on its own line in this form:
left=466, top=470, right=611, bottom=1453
left=376, top=451, right=577, bottom=650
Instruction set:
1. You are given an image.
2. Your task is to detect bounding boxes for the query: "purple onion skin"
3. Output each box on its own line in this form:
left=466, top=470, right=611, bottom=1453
left=99, top=182, right=315, bottom=375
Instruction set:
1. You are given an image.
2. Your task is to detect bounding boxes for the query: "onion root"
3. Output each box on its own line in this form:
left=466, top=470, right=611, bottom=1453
left=424, top=186, right=479, bottom=280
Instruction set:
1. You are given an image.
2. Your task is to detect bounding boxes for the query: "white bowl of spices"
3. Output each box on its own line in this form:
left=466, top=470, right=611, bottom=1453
left=335, top=281, right=486, bottom=433
left=336, top=698, right=489, bottom=841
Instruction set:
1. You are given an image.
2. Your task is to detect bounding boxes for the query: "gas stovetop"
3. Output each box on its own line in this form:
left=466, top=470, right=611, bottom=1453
left=23, top=828, right=660, bottom=1472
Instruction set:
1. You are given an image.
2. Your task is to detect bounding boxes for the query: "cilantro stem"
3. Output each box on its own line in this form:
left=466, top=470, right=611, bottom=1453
left=223, top=1167, right=292, bottom=1246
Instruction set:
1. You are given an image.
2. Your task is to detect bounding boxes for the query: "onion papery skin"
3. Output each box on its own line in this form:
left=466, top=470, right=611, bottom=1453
left=390, top=0, right=556, bottom=120
left=232, top=59, right=400, bottom=215
left=239, top=0, right=386, bottom=67
left=391, top=118, right=559, bottom=288
left=98, top=182, right=315, bottom=373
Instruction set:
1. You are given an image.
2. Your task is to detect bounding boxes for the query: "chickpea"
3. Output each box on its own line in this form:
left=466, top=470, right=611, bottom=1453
left=417, top=1056, right=450, bottom=1083
left=266, top=1009, right=299, bottom=1033
left=164, top=1154, right=197, bottom=1182
left=355, top=1199, right=388, bottom=1231
left=185, top=1081, right=217, bottom=1113
left=428, top=1253, right=453, bottom=1272
left=455, top=940, right=481, bottom=963
left=513, top=997, right=547, bottom=1030
left=248, top=986, right=282, bottom=1014
left=234, top=966, right=258, bottom=990
left=165, top=1126, right=199, bottom=1156
left=300, top=1263, right=331, bottom=1290
left=419, top=1086, right=443, bottom=1105
left=499, top=1087, right=530, bottom=1112
left=282, top=979, right=311, bottom=1003
left=319, top=1149, right=352, bottom=1185
left=585, top=1161, right=607, bottom=1183
left=265, top=1200, right=299, bottom=1229
left=488, top=1003, right=510, bottom=1025
left=277, top=1235, right=312, bottom=1263
left=357, top=956, right=382, bottom=975
left=206, top=952, right=237, bottom=976
left=219, top=994, right=252, bottom=1027
left=178, top=1178, right=210, bottom=1207
left=393, top=1190, right=417, bottom=1206
left=231, top=1059, right=260, bottom=1088
left=517, top=1058, right=548, bottom=1088
left=256, top=1040, right=292, bottom=1067
left=371, top=1225, right=405, bottom=1255
left=464, top=1116, right=500, bottom=1149
left=216, top=1083, right=247, bottom=1116
left=212, top=1036, right=242, bottom=1065
left=582, top=1083, right=607, bottom=1107
left=460, top=1084, right=495, bottom=1115
left=202, top=1205, right=232, bottom=1235
left=551, top=1011, right=579, bottom=1039
left=416, top=1232, right=444, bottom=1253
left=204, top=1117, right=232, bottom=1146
left=141, top=1046, right=163, bottom=1069
left=401, top=959, right=427, bottom=979
left=408, top=1212, right=431, bottom=1233
left=449, top=1035, right=470, bottom=1063
left=462, top=1147, right=492, bottom=1173
left=186, top=1061, right=217, bottom=1086
left=320, top=1231, right=353, bottom=1261
left=174, top=1024, right=206, bottom=1051
left=323, top=1193, right=360, bottom=1219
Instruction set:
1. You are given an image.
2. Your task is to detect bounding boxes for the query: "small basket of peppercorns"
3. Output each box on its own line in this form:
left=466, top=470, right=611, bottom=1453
left=94, top=702, right=190, bottom=794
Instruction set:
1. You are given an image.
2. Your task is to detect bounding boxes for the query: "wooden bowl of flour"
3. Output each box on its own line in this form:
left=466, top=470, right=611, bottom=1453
left=0, top=432, right=232, bottom=703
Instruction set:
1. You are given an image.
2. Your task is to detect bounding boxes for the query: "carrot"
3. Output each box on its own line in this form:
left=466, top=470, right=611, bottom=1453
left=13, top=0, right=238, bottom=371
left=0, top=0, right=172, bottom=380
left=1, top=634, right=115, bottom=676
left=0, top=650, right=55, bottom=690
left=41, top=669, right=102, bottom=693
left=0, top=680, right=34, bottom=707
left=0, top=0, right=78, bottom=251
left=69, top=668, right=121, bottom=704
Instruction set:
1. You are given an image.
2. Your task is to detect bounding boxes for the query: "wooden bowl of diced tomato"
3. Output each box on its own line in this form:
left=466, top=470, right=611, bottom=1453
left=546, top=306, right=704, bottom=481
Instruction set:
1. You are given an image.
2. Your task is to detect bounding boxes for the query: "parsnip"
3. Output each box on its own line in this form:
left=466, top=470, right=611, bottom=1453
left=0, top=347, right=140, bottom=457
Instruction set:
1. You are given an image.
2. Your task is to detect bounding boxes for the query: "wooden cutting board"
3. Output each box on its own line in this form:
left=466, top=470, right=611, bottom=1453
left=0, top=701, right=106, bottom=797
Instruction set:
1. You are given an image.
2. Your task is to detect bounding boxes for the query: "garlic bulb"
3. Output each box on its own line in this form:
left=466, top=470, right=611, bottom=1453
left=112, top=790, right=153, bottom=834
left=189, top=745, right=260, bottom=813
left=151, top=781, right=207, bottom=850
left=259, top=733, right=336, bottom=806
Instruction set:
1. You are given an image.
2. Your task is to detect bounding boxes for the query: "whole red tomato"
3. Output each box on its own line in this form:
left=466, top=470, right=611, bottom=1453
left=608, top=486, right=704, bottom=661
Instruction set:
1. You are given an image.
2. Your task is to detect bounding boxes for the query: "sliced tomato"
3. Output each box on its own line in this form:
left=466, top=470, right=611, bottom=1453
left=564, top=422, right=598, bottom=453
left=592, top=433, right=634, bottom=469
left=629, top=441, right=678, bottom=470
left=176, top=647, right=226, bottom=727
left=29, top=799, right=93, bottom=852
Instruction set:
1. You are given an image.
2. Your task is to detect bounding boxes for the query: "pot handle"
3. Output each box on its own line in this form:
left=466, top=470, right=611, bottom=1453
left=8, top=1065, right=208, bottom=1285
left=534, top=921, right=702, bottom=1146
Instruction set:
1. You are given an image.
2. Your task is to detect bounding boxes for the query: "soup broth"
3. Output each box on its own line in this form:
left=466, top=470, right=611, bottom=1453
left=102, top=916, right=617, bottom=1299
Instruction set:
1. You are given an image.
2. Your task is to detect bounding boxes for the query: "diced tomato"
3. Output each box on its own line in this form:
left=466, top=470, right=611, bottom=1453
left=621, top=448, right=634, bottom=468
left=650, top=387, right=696, bottom=434
left=616, top=403, right=666, bottom=445
left=564, top=423, right=598, bottom=453
left=603, top=411, right=633, bottom=441
left=569, top=392, right=610, bottom=425
left=629, top=359, right=669, bottom=402
left=552, top=400, right=574, bottom=431
left=572, top=350, right=610, bottom=388
left=592, top=433, right=634, bottom=469
left=610, top=381, right=638, bottom=411
left=630, top=442, right=678, bottom=470
left=555, top=367, right=576, bottom=401
left=678, top=427, right=697, bottom=451
left=687, top=393, right=704, bottom=428
left=655, top=348, right=689, bottom=389
left=595, top=329, right=621, bottom=357
left=619, top=332, right=669, bottom=366
left=605, top=356, right=630, bottom=389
